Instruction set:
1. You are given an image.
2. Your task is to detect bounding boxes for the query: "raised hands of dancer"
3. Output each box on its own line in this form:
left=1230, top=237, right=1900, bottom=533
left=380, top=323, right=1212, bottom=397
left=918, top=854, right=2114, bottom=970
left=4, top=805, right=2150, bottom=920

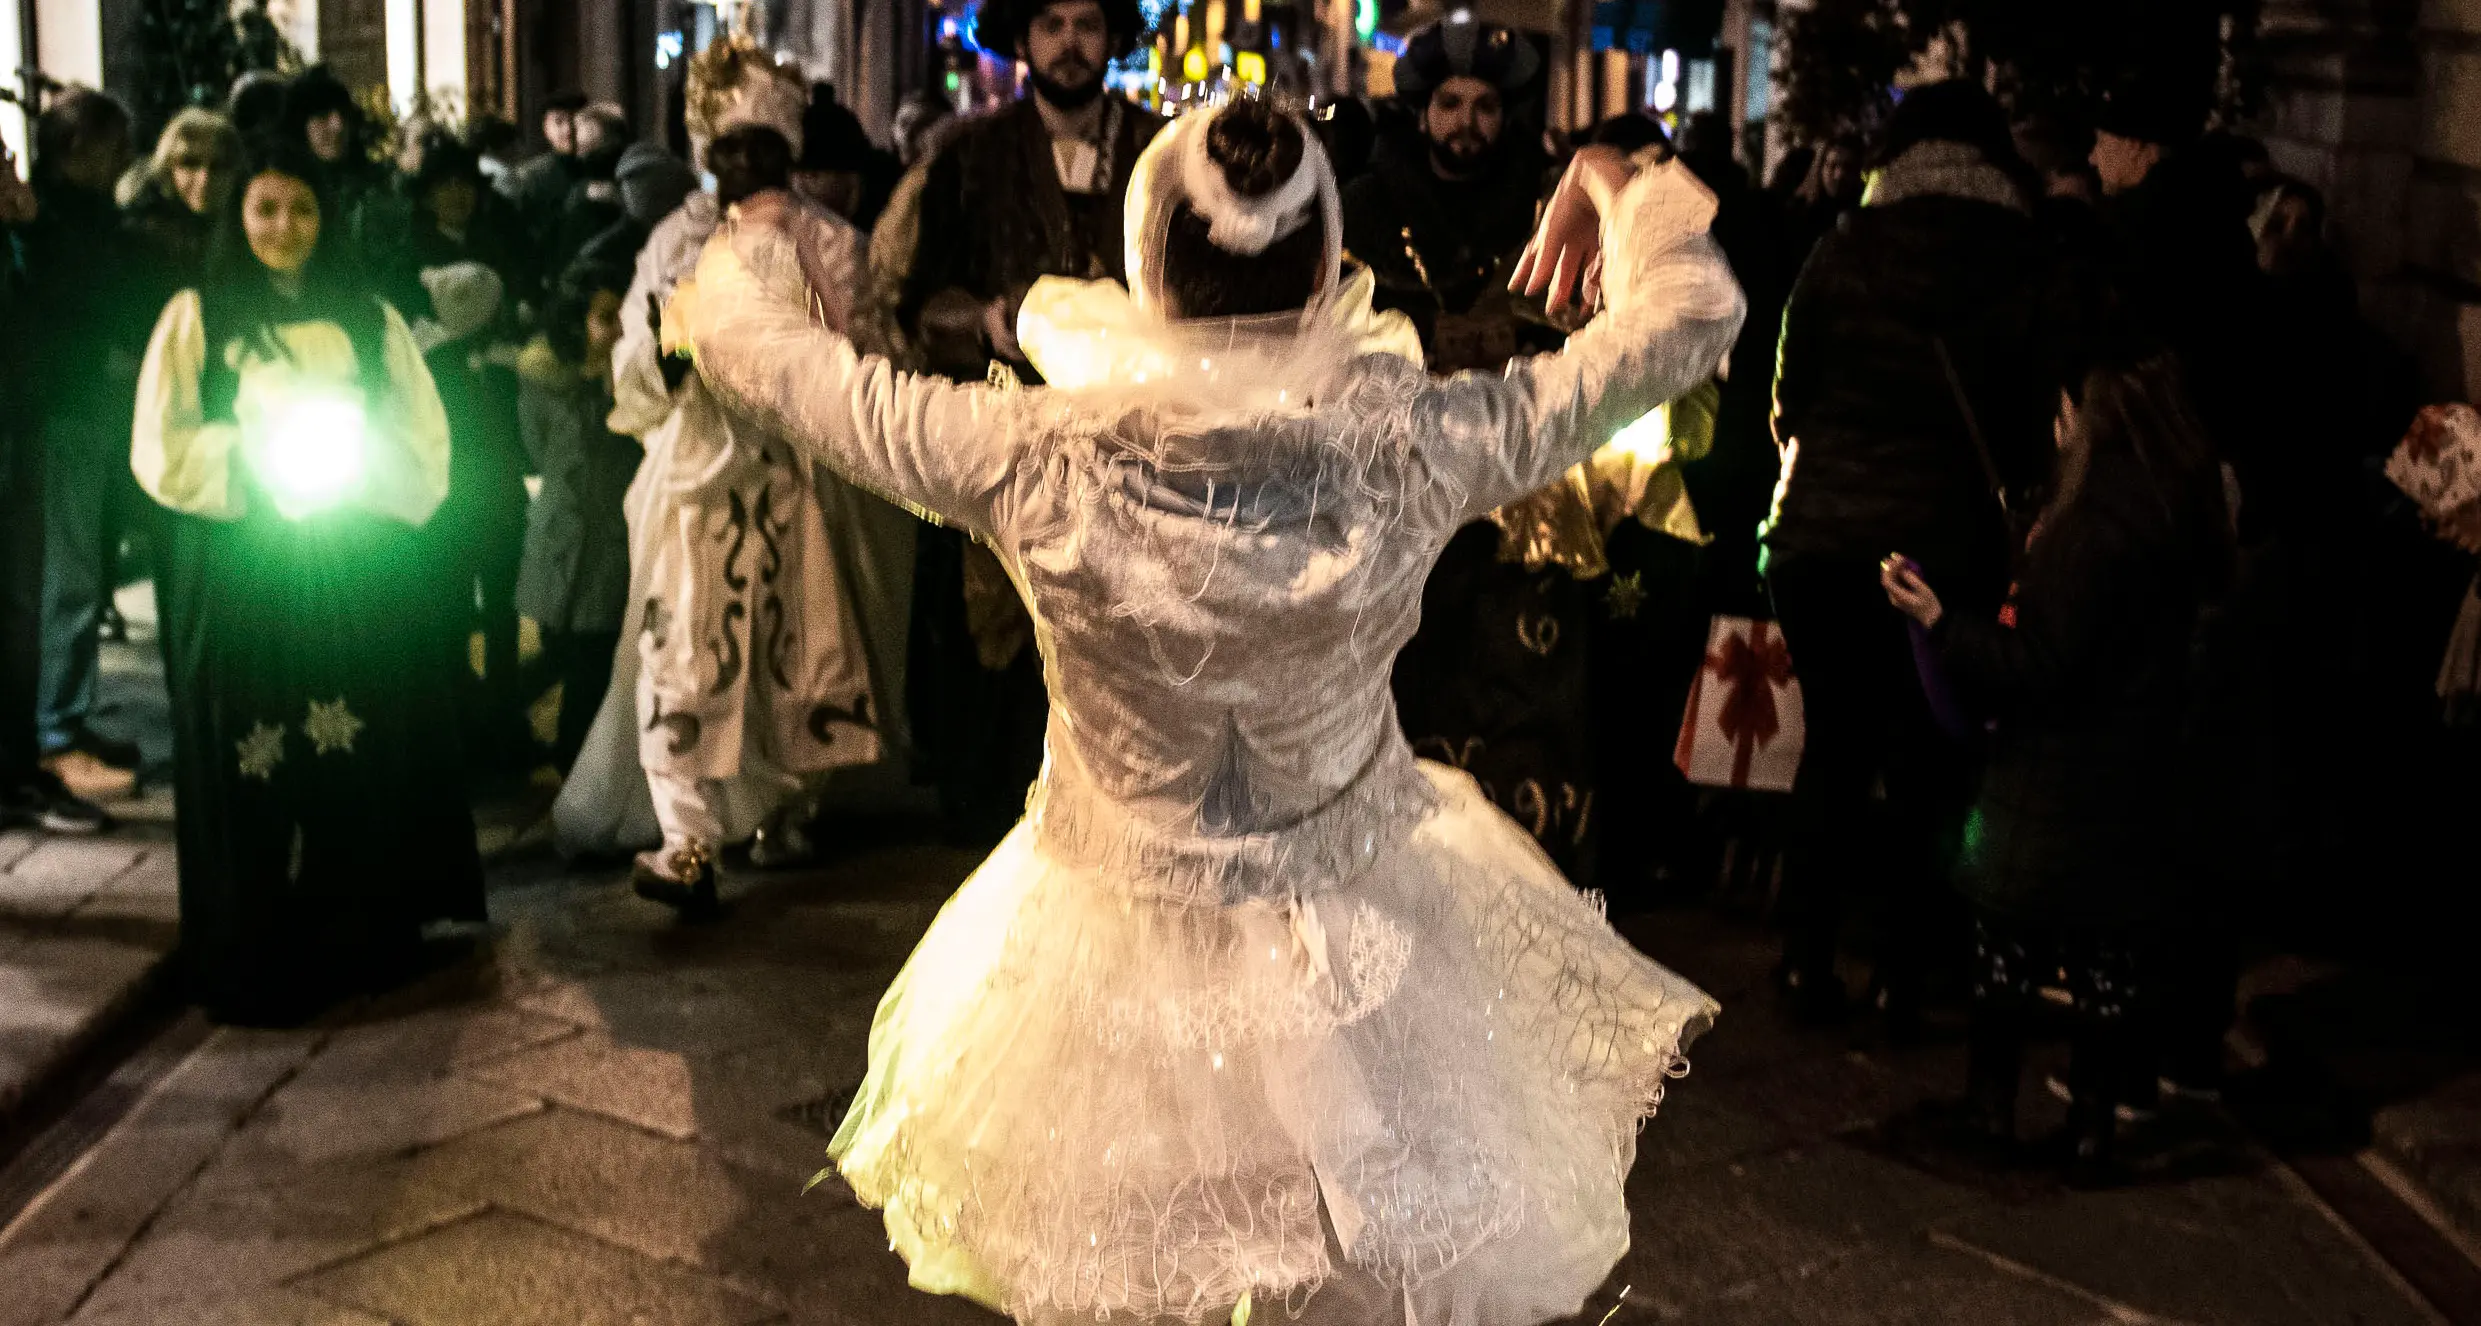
left=1510, top=144, right=1638, bottom=321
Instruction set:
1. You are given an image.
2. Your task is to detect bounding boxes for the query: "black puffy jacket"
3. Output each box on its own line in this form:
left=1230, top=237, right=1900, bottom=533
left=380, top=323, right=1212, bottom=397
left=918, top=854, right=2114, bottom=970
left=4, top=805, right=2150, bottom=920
left=1763, top=150, right=2073, bottom=616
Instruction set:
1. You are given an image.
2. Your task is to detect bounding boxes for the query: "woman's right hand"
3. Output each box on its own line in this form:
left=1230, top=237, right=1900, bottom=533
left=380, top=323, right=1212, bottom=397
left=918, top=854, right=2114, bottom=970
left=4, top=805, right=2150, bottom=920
left=1510, top=145, right=1638, bottom=320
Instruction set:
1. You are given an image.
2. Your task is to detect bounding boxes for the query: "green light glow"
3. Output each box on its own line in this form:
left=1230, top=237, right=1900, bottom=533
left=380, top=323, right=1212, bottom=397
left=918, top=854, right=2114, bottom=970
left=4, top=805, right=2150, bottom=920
left=251, top=392, right=367, bottom=517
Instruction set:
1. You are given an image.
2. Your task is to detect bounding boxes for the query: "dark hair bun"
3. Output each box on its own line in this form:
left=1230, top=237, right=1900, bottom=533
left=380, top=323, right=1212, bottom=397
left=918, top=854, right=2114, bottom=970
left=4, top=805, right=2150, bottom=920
left=1205, top=101, right=1305, bottom=199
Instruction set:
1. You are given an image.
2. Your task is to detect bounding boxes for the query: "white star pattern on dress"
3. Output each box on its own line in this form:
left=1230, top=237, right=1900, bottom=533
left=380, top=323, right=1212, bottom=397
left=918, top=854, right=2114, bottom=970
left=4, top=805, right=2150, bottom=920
left=304, top=698, right=364, bottom=756
left=236, top=723, right=285, bottom=781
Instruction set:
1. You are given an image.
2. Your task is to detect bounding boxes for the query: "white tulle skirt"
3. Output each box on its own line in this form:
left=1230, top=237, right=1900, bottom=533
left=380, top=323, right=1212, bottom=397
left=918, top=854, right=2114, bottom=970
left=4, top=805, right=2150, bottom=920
left=829, top=763, right=1717, bottom=1326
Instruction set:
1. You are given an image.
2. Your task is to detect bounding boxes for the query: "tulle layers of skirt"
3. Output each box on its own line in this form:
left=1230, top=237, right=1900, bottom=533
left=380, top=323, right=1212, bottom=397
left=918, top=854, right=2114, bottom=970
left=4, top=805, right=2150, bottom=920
left=828, top=762, right=1717, bottom=1326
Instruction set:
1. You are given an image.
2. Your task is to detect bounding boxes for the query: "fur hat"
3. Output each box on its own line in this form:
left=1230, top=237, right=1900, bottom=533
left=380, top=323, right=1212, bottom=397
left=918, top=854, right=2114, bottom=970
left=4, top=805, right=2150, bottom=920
left=1392, top=13, right=1541, bottom=104
left=686, top=34, right=809, bottom=157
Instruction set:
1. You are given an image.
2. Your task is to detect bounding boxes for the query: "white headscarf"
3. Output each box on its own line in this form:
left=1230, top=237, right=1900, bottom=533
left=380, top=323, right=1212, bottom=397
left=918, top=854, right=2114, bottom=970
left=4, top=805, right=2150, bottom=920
left=1121, top=104, right=1347, bottom=326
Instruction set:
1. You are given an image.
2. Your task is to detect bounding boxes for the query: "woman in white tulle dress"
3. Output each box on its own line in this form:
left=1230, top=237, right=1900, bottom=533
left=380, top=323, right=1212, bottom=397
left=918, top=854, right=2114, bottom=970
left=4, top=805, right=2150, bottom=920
left=670, top=97, right=1744, bottom=1326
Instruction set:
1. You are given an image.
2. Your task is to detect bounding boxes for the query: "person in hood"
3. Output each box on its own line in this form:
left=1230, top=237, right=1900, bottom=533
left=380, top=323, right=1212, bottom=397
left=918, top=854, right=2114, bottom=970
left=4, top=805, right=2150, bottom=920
left=564, top=141, right=696, bottom=281
left=278, top=66, right=386, bottom=265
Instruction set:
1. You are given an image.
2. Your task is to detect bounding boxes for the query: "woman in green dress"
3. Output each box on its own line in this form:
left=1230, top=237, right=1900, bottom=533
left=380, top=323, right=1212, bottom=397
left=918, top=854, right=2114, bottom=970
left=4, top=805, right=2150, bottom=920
left=131, top=141, right=485, bottom=1026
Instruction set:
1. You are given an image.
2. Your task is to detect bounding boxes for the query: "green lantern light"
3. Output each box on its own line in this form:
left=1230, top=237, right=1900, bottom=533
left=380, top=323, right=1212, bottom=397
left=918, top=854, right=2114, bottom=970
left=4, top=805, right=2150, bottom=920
left=249, top=390, right=368, bottom=517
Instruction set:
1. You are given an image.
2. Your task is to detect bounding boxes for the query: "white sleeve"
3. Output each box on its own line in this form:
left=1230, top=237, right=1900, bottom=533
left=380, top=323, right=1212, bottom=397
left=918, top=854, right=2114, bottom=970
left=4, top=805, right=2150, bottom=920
left=1410, top=159, right=1747, bottom=528
left=131, top=290, right=247, bottom=520
left=609, top=218, right=690, bottom=439
left=676, top=219, right=1033, bottom=539
left=358, top=302, right=453, bottom=527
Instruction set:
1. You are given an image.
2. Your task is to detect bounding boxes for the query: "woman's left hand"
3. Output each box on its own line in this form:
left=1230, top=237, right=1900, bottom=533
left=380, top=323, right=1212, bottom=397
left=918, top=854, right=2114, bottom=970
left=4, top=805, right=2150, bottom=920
left=1880, top=554, right=1944, bottom=628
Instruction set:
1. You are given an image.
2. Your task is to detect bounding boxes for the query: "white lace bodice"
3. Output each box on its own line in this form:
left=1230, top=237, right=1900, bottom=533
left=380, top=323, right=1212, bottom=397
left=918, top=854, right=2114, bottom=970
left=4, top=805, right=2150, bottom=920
left=679, top=160, right=1746, bottom=905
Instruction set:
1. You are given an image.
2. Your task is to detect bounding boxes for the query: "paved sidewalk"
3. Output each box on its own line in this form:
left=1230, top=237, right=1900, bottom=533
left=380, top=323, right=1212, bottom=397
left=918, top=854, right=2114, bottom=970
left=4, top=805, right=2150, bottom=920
left=0, top=830, right=178, bottom=1125
left=0, top=583, right=182, bottom=1131
left=0, top=831, right=2447, bottom=1326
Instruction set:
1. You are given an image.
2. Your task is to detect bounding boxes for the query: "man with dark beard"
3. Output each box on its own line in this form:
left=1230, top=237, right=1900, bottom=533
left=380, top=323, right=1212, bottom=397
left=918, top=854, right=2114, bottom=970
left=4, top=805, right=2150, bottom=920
left=1362, top=15, right=1646, bottom=887
left=1341, top=11, right=1547, bottom=371
left=880, top=0, right=1162, bottom=839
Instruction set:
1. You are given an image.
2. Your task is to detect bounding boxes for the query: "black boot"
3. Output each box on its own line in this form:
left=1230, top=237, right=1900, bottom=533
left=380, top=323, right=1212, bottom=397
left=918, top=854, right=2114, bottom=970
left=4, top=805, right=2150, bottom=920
left=2058, top=1029, right=2133, bottom=1189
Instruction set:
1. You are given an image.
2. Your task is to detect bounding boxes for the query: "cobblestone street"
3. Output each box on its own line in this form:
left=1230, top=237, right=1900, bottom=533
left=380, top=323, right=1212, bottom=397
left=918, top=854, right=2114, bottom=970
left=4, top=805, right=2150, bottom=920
left=0, top=832, right=2450, bottom=1326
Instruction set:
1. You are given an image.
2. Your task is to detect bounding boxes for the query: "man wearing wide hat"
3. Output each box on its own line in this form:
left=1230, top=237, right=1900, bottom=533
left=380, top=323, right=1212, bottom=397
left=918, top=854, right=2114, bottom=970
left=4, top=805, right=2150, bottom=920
left=878, top=0, right=1164, bottom=839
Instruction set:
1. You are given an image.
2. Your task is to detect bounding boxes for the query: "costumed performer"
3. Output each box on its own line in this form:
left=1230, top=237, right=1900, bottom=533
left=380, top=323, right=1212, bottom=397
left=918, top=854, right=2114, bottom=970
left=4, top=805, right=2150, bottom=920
left=671, top=99, right=1741, bottom=1325
left=550, top=32, right=900, bottom=914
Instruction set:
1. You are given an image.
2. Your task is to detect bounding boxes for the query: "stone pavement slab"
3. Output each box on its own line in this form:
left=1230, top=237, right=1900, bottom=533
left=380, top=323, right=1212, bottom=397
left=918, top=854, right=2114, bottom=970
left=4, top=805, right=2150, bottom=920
left=209, top=1046, right=547, bottom=1179
left=0, top=826, right=179, bottom=1128
left=0, top=931, right=170, bottom=1122
left=1928, top=1168, right=2441, bottom=1326
left=0, top=1028, right=316, bottom=1326
left=64, top=1157, right=483, bottom=1324
left=290, top=1208, right=782, bottom=1326
left=1636, top=1235, right=2110, bottom=1326
left=0, top=840, right=148, bottom=920
left=71, top=1287, right=393, bottom=1326
left=461, top=1031, right=705, bottom=1140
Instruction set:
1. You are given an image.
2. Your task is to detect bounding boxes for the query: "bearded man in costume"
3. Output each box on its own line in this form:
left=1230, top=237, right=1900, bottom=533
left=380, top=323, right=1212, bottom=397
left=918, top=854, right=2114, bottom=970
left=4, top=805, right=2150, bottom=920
left=873, top=0, right=1163, bottom=839
left=549, top=34, right=898, bottom=914
left=1373, top=15, right=1722, bottom=894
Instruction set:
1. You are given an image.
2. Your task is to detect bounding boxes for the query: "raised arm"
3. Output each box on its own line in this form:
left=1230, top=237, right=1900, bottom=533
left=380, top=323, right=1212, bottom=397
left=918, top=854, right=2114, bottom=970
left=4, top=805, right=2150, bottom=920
left=671, top=212, right=1032, bottom=538
left=1413, top=155, right=1746, bottom=526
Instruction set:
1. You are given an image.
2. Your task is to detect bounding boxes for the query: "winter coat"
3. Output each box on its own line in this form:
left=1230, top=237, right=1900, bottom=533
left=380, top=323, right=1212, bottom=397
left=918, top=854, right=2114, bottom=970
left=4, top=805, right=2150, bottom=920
left=22, top=181, right=154, bottom=433
left=513, top=339, right=639, bottom=632
left=122, top=180, right=216, bottom=315
left=1935, top=448, right=2213, bottom=928
left=1340, top=149, right=1548, bottom=367
left=1764, top=143, right=2073, bottom=616
left=896, top=97, right=1163, bottom=384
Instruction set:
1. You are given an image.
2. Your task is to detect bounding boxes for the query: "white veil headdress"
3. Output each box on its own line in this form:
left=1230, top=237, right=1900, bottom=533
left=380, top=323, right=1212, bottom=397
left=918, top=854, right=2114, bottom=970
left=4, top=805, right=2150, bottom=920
left=1018, top=101, right=1420, bottom=399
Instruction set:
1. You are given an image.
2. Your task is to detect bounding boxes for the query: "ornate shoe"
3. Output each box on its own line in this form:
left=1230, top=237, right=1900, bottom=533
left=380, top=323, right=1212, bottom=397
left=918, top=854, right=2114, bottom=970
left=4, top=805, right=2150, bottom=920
left=747, top=816, right=817, bottom=870
left=632, top=841, right=721, bottom=920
